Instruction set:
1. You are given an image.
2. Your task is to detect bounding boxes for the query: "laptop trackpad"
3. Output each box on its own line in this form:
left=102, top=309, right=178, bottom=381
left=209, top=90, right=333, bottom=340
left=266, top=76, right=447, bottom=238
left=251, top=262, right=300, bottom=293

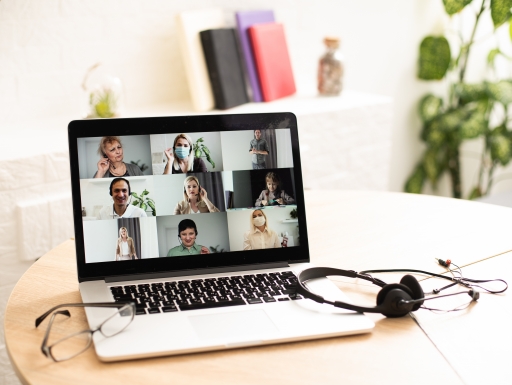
left=188, top=309, right=278, bottom=341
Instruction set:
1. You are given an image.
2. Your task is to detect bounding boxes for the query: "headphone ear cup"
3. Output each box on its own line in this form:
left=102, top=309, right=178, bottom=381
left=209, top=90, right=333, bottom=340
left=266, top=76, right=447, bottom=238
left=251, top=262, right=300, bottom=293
left=399, top=275, right=424, bottom=311
left=376, top=283, right=414, bottom=318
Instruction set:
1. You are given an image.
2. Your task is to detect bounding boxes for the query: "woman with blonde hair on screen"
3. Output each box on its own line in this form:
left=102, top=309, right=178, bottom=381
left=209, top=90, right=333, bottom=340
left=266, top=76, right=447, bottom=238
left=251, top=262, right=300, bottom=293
left=174, top=175, right=220, bottom=215
left=163, top=133, right=207, bottom=174
left=94, top=136, right=143, bottom=178
left=115, top=227, right=138, bottom=261
left=243, top=209, right=280, bottom=250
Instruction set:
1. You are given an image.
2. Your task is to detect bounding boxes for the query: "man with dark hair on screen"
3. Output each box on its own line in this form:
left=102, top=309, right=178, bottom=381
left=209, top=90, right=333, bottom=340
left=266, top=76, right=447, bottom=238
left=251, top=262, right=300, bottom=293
left=249, top=129, right=269, bottom=169
left=97, top=177, right=147, bottom=219
left=167, top=219, right=210, bottom=256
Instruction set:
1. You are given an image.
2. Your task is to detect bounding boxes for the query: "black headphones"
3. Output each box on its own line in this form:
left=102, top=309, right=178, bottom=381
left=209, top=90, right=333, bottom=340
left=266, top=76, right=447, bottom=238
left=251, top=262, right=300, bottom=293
left=296, top=267, right=479, bottom=318
left=109, top=177, right=131, bottom=196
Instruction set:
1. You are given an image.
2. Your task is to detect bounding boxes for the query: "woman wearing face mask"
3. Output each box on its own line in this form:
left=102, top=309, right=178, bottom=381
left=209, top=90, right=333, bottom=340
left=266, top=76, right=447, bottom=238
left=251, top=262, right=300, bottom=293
left=174, top=176, right=220, bottom=215
left=163, top=133, right=208, bottom=174
left=255, top=172, right=295, bottom=207
left=243, top=209, right=280, bottom=250
left=115, top=227, right=138, bottom=261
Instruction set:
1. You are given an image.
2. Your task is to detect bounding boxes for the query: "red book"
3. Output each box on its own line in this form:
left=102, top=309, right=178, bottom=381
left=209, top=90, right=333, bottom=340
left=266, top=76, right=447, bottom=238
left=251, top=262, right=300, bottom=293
left=248, top=23, right=296, bottom=102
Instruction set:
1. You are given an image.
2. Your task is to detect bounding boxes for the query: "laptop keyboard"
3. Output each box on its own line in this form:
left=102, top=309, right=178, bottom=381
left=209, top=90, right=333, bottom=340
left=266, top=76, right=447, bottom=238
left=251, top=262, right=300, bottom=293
left=110, top=271, right=302, bottom=315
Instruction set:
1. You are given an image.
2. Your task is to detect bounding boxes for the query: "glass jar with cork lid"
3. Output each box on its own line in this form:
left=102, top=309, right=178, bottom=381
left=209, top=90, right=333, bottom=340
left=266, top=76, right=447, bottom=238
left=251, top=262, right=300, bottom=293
left=318, top=37, right=344, bottom=96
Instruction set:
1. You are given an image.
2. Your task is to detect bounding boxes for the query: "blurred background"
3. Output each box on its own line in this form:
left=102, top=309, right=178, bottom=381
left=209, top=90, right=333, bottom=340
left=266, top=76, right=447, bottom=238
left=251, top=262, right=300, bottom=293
left=1, top=1, right=511, bottom=383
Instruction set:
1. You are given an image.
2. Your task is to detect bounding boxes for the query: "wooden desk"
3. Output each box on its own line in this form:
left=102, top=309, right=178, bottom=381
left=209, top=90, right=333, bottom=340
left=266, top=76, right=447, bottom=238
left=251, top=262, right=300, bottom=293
left=5, top=191, right=512, bottom=385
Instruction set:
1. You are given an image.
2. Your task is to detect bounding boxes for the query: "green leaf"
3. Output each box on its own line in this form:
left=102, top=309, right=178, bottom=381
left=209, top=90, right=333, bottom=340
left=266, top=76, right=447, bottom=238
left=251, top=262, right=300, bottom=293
left=459, top=107, right=487, bottom=139
left=490, top=134, right=512, bottom=165
left=147, top=201, right=156, bottom=210
left=405, top=164, right=426, bottom=193
left=468, top=186, right=483, bottom=200
left=454, top=83, right=488, bottom=103
left=422, top=119, right=446, bottom=147
left=141, top=202, right=147, bottom=211
left=131, top=192, right=140, bottom=199
left=418, top=36, right=451, bottom=80
left=443, top=0, right=473, bottom=15
left=195, top=148, right=202, bottom=158
left=438, top=108, right=467, bottom=132
left=202, top=145, right=211, bottom=156
left=423, top=149, right=445, bottom=186
left=510, top=18, right=512, bottom=39
left=486, top=80, right=512, bottom=105
left=196, top=137, right=204, bottom=143
left=141, top=189, right=149, bottom=196
left=418, top=94, right=443, bottom=123
left=490, top=0, right=512, bottom=28
left=205, top=154, right=215, bottom=169
left=488, top=48, right=501, bottom=66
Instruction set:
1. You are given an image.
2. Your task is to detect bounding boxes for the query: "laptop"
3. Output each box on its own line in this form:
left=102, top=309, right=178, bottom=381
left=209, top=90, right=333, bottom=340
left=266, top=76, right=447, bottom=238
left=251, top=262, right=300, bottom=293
left=68, top=112, right=374, bottom=361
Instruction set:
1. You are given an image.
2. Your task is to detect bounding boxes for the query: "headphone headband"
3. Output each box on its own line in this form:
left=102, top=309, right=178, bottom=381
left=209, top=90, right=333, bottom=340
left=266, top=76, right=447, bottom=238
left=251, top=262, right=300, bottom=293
left=296, top=267, right=419, bottom=318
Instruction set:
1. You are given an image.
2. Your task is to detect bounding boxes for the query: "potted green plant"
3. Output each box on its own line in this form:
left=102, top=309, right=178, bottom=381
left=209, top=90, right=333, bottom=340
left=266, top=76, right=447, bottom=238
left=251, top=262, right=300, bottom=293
left=131, top=189, right=156, bottom=216
left=405, top=0, right=512, bottom=199
left=193, top=137, right=216, bottom=169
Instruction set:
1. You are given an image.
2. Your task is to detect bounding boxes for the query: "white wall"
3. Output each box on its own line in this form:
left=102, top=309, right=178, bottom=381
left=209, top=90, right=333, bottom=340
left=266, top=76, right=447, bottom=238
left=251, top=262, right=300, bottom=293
left=152, top=174, right=187, bottom=216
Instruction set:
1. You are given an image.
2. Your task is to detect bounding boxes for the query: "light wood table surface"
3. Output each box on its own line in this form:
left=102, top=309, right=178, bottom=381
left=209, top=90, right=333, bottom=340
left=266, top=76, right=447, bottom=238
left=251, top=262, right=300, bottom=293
left=5, top=191, right=512, bottom=385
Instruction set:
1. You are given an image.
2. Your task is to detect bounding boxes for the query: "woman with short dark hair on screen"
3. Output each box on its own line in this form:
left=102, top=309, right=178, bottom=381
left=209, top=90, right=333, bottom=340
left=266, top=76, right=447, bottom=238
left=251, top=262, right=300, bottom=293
left=163, top=133, right=207, bottom=174
left=174, top=176, right=220, bottom=215
left=243, top=209, right=280, bottom=250
left=115, top=227, right=138, bottom=261
left=167, top=219, right=210, bottom=256
left=94, top=136, right=143, bottom=178
left=255, top=172, right=295, bottom=207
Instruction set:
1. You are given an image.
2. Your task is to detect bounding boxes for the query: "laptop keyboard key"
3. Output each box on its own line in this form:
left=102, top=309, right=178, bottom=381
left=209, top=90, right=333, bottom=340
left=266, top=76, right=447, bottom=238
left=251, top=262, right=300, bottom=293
left=247, top=298, right=263, bottom=304
left=178, top=298, right=246, bottom=311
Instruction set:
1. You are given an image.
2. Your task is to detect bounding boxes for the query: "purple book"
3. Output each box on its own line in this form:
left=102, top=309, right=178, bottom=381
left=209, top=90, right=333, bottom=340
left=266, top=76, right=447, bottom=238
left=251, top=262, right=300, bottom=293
left=235, top=10, right=275, bottom=102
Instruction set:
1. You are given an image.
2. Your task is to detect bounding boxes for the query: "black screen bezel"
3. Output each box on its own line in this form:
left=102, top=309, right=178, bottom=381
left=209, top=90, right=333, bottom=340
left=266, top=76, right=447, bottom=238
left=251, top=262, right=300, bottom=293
left=68, top=112, right=310, bottom=282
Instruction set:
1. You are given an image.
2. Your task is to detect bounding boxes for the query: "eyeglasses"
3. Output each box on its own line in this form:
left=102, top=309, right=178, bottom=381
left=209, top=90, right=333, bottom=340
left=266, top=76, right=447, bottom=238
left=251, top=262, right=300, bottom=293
left=35, top=302, right=135, bottom=362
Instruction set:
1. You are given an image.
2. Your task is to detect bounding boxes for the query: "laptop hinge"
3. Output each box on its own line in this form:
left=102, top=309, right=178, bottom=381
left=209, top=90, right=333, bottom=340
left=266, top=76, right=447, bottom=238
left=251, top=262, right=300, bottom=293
left=104, top=261, right=290, bottom=283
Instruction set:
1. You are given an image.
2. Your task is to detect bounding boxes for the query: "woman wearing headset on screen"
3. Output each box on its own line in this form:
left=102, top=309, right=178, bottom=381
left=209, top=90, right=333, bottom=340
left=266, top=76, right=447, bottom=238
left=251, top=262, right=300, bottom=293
left=174, top=176, right=219, bottom=215
left=167, top=219, right=210, bottom=256
left=163, top=133, right=207, bottom=174
left=94, top=136, right=143, bottom=178
left=243, top=209, right=281, bottom=250
left=115, top=227, right=138, bottom=261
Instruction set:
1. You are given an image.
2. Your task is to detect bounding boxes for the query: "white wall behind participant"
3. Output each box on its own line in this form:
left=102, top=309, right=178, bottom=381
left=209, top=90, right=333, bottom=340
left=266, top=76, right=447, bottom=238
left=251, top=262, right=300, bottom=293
left=152, top=175, right=187, bottom=216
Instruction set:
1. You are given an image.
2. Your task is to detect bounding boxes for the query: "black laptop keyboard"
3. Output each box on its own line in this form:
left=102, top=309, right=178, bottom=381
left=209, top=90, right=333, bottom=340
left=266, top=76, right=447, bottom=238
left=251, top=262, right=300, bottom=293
left=110, top=271, right=302, bottom=315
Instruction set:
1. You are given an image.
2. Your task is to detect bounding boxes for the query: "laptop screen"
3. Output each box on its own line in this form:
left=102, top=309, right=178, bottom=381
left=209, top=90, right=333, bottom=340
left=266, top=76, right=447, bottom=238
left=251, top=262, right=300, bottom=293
left=69, top=113, right=309, bottom=281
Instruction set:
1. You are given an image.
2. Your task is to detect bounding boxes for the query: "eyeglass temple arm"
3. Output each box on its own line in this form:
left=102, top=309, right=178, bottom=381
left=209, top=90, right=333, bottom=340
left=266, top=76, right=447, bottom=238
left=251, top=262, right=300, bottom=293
left=40, top=310, right=71, bottom=357
left=35, top=302, right=133, bottom=328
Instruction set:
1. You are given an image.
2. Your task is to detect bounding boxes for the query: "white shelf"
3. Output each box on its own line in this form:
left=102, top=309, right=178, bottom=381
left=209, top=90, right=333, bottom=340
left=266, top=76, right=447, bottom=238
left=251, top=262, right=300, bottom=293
left=128, top=91, right=392, bottom=118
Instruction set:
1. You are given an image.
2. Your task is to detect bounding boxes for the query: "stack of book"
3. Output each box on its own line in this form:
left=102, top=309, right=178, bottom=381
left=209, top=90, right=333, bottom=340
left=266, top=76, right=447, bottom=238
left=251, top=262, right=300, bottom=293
left=176, top=9, right=296, bottom=111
